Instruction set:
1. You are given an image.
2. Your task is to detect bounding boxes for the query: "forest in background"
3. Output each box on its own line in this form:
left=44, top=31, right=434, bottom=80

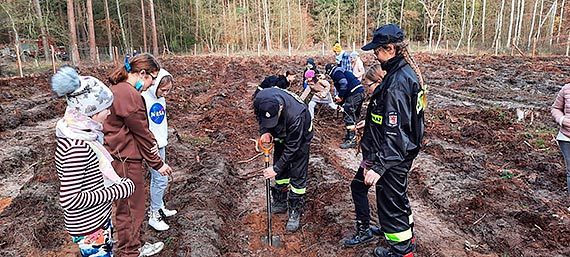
left=1, top=0, right=570, bottom=65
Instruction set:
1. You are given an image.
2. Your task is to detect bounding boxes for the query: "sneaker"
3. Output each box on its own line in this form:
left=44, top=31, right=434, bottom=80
left=160, top=207, right=177, bottom=217
left=138, top=241, right=164, bottom=257
left=149, top=211, right=170, bottom=231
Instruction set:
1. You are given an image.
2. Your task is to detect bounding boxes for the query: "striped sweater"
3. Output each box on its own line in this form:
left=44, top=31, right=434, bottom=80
left=55, top=137, right=135, bottom=236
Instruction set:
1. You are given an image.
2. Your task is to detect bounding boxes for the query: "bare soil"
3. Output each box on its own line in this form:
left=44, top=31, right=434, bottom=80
left=0, top=54, right=569, bottom=257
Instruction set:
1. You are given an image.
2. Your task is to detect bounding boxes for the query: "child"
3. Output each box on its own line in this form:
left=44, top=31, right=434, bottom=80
left=302, top=58, right=319, bottom=89
left=105, top=53, right=171, bottom=257
left=350, top=51, right=365, bottom=81
left=52, top=66, right=135, bottom=256
left=333, top=42, right=352, bottom=72
left=142, top=69, right=177, bottom=231
left=341, top=64, right=385, bottom=247
left=300, top=70, right=338, bottom=119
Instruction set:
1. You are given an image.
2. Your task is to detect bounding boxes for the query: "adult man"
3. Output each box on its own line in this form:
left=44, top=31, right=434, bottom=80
left=325, top=63, right=365, bottom=149
left=358, top=24, right=426, bottom=257
left=253, top=87, right=313, bottom=232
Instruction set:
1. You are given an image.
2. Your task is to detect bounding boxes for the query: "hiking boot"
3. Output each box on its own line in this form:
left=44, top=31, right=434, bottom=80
left=374, top=237, right=417, bottom=257
left=286, top=209, right=301, bottom=232
left=373, top=247, right=414, bottom=257
left=160, top=206, right=177, bottom=217
left=286, top=197, right=303, bottom=232
left=149, top=210, right=169, bottom=231
left=341, top=220, right=375, bottom=247
left=271, top=186, right=288, bottom=214
left=138, top=241, right=164, bottom=257
left=340, top=130, right=356, bottom=149
left=370, top=225, right=382, bottom=236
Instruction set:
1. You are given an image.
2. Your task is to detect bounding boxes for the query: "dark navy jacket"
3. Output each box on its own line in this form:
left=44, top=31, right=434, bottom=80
left=253, top=88, right=313, bottom=175
left=330, top=67, right=363, bottom=98
left=360, top=55, right=425, bottom=176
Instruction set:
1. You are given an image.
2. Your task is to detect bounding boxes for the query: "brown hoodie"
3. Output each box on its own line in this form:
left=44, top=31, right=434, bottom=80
left=103, top=81, right=163, bottom=170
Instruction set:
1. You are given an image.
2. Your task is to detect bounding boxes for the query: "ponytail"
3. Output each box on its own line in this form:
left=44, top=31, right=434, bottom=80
left=108, top=53, right=160, bottom=85
left=394, top=41, right=427, bottom=111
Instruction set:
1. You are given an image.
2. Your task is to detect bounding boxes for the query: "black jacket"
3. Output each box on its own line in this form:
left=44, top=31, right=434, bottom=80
left=253, top=88, right=313, bottom=175
left=360, top=55, right=425, bottom=176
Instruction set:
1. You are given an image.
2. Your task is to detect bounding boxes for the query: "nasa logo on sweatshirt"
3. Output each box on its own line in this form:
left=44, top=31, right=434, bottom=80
left=149, top=103, right=166, bottom=124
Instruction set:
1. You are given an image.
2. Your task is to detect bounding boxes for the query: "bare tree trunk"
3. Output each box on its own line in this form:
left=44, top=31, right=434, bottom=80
left=298, top=0, right=304, bottom=47
left=482, top=0, right=487, bottom=44
left=149, top=0, right=159, bottom=56
left=549, top=0, right=557, bottom=46
left=535, top=0, right=545, bottom=45
left=116, top=0, right=127, bottom=51
left=399, top=0, right=405, bottom=25
left=506, top=0, right=515, bottom=48
left=467, top=0, right=475, bottom=53
left=514, top=0, right=525, bottom=47
left=557, top=0, right=565, bottom=43
left=494, top=0, right=506, bottom=54
left=103, top=0, right=113, bottom=59
left=528, top=0, right=539, bottom=48
left=141, top=0, right=147, bottom=53
left=287, top=0, right=292, bottom=55
left=455, top=0, right=467, bottom=51
left=435, top=0, right=445, bottom=51
left=566, top=30, right=570, bottom=55
left=262, top=0, right=271, bottom=51
left=337, top=0, right=341, bottom=43
left=86, top=0, right=97, bottom=62
left=385, top=0, right=390, bottom=24
left=364, top=0, right=368, bottom=45
left=67, top=0, right=80, bottom=65
left=33, top=0, right=50, bottom=60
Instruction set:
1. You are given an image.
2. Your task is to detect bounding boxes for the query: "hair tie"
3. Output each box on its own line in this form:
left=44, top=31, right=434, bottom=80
left=124, top=56, right=131, bottom=72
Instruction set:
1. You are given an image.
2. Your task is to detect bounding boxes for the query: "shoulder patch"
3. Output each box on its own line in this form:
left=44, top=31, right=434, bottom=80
left=387, top=111, right=398, bottom=127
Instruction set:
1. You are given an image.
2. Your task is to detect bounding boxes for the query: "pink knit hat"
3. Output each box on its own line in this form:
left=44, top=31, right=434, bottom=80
left=304, top=70, right=315, bottom=79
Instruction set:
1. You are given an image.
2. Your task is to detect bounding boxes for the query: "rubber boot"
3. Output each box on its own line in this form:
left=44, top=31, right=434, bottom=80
left=340, top=130, right=356, bottom=149
left=271, top=186, right=288, bottom=214
left=341, top=220, right=375, bottom=247
left=286, top=197, right=303, bottom=232
left=373, top=238, right=415, bottom=257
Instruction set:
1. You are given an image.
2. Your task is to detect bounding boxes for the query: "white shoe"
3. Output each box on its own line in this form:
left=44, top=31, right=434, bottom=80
left=149, top=211, right=170, bottom=231
left=138, top=241, right=164, bottom=256
left=160, top=207, right=177, bottom=217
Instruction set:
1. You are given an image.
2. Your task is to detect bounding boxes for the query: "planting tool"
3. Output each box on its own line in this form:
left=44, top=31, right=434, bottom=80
left=258, top=137, right=281, bottom=248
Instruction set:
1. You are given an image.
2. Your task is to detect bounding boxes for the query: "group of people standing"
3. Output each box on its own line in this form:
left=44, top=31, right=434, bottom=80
left=53, top=53, right=176, bottom=257
left=52, top=22, right=426, bottom=257
left=253, top=24, right=426, bottom=257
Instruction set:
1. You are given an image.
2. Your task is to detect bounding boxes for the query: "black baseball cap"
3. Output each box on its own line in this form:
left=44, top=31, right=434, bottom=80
left=361, top=24, right=405, bottom=51
left=255, top=97, right=281, bottom=128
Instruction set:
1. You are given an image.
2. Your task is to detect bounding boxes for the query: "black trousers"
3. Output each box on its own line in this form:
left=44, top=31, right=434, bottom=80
left=350, top=166, right=373, bottom=223
left=342, top=91, right=365, bottom=127
left=273, top=137, right=312, bottom=198
left=375, top=152, right=418, bottom=253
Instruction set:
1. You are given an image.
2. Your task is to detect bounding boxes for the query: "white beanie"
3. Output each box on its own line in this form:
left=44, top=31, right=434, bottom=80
left=51, top=66, right=114, bottom=116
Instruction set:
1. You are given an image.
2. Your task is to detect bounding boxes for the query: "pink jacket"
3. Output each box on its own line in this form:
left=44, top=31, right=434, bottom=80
left=551, top=83, right=570, bottom=137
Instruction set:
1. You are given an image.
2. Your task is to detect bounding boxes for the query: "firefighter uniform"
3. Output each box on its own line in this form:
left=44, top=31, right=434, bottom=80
left=253, top=88, right=313, bottom=232
left=358, top=53, right=425, bottom=256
